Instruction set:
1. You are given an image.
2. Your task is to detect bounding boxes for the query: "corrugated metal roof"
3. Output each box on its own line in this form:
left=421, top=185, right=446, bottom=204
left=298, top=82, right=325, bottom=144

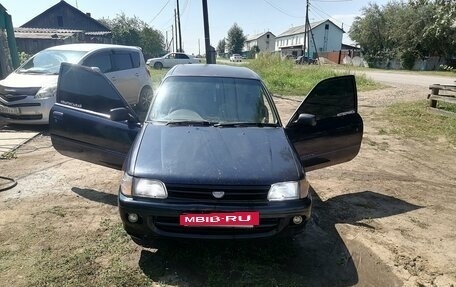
left=14, top=28, right=111, bottom=39
left=277, top=19, right=344, bottom=38
left=14, top=27, right=83, bottom=39
left=85, top=31, right=111, bottom=36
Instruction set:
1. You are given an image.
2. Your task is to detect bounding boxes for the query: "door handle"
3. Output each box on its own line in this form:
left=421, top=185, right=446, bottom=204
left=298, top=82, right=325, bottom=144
left=52, top=111, right=63, bottom=123
left=135, top=73, right=140, bottom=76
left=111, top=77, right=117, bottom=81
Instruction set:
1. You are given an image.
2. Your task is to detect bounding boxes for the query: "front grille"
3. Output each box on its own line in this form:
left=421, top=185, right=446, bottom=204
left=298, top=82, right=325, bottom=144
left=0, top=95, right=27, bottom=102
left=153, top=216, right=280, bottom=235
left=166, top=184, right=270, bottom=203
left=0, top=86, right=40, bottom=102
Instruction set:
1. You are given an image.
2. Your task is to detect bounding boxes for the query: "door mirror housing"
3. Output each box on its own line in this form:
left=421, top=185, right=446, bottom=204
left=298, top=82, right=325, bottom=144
left=110, top=107, right=131, bottom=121
left=294, top=113, right=316, bottom=127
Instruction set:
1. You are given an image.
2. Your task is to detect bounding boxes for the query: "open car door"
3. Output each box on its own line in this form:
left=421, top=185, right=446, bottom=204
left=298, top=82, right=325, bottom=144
left=285, top=75, right=363, bottom=171
left=50, top=63, right=141, bottom=170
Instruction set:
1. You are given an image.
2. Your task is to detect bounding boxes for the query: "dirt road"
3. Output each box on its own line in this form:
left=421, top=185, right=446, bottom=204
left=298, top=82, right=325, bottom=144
left=356, top=70, right=455, bottom=88
left=0, top=84, right=455, bottom=286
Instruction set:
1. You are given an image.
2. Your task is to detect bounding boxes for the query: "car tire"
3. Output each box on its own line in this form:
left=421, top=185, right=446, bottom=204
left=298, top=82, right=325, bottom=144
left=154, top=62, right=163, bottom=70
left=139, top=86, right=153, bottom=110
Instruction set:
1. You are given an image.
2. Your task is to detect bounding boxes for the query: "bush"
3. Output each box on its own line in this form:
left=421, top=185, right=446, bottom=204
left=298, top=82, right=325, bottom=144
left=19, top=51, right=31, bottom=64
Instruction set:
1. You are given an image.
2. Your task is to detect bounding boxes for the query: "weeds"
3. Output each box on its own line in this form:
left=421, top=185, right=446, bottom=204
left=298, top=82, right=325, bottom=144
left=385, top=100, right=456, bottom=145
left=246, top=53, right=381, bottom=96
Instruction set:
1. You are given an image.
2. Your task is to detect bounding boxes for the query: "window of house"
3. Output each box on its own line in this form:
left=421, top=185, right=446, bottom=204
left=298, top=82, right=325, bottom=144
left=267, top=34, right=270, bottom=39
left=57, top=16, right=63, bottom=27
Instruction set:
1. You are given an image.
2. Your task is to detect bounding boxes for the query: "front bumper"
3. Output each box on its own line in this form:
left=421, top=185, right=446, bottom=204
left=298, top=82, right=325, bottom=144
left=0, top=95, right=54, bottom=124
left=118, top=192, right=312, bottom=240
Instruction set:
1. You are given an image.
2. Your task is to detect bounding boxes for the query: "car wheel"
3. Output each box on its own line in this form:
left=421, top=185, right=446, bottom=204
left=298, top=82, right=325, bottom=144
left=139, top=86, right=153, bottom=109
left=154, top=62, right=163, bottom=69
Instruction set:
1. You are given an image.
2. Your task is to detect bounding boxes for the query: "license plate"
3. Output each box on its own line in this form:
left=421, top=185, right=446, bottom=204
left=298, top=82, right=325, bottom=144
left=180, top=211, right=260, bottom=227
left=0, top=105, right=19, bottom=115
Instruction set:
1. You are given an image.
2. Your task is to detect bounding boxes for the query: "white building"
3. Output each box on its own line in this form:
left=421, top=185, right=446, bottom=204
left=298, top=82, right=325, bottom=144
left=243, top=31, right=276, bottom=54
left=275, top=19, right=344, bottom=58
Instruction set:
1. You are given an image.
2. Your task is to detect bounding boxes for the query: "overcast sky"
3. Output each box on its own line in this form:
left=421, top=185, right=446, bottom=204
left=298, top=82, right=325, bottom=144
left=2, top=0, right=391, bottom=54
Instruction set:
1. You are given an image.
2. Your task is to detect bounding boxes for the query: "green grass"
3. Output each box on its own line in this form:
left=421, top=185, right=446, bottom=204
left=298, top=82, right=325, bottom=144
left=147, top=55, right=382, bottom=96
left=246, top=54, right=381, bottom=96
left=148, top=68, right=168, bottom=90
left=385, top=100, right=456, bottom=145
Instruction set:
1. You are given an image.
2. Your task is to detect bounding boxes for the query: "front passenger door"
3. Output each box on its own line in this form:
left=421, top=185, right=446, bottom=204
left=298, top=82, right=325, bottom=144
left=285, top=75, right=363, bottom=171
left=50, top=63, right=141, bottom=170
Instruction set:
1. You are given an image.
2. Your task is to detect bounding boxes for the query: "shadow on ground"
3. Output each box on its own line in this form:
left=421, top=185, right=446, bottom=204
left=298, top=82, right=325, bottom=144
left=71, top=187, right=117, bottom=206
left=133, top=187, right=421, bottom=286
left=70, top=185, right=420, bottom=286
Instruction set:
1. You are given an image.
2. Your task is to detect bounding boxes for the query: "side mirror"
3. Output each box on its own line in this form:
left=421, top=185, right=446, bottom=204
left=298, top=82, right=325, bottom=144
left=90, top=67, right=101, bottom=73
left=293, top=113, right=316, bottom=127
left=110, top=107, right=131, bottom=122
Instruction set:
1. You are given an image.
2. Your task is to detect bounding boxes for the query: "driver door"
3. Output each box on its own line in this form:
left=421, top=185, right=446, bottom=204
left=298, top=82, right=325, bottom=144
left=50, top=63, right=141, bottom=170
left=285, top=75, right=363, bottom=171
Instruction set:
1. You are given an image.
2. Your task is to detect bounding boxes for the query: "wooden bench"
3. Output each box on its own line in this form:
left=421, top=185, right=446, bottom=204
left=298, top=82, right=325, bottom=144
left=428, top=84, right=456, bottom=115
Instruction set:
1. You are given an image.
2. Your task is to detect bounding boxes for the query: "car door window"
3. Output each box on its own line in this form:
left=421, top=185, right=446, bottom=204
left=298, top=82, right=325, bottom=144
left=293, top=76, right=356, bottom=120
left=112, top=52, right=133, bottom=71
left=82, top=52, right=112, bottom=73
left=176, top=54, right=189, bottom=59
left=58, top=64, right=128, bottom=115
left=130, top=51, right=140, bottom=68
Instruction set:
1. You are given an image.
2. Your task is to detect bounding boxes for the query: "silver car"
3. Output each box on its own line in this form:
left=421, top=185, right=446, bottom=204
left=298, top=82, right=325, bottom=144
left=0, top=44, right=153, bottom=124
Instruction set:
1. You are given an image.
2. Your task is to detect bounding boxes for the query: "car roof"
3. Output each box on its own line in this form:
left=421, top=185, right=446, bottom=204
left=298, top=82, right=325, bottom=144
left=166, top=64, right=261, bottom=80
left=44, top=43, right=141, bottom=52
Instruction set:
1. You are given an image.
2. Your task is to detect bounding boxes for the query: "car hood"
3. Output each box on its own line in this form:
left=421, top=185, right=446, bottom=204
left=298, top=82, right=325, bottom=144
left=129, top=124, right=302, bottom=185
left=0, top=72, right=57, bottom=89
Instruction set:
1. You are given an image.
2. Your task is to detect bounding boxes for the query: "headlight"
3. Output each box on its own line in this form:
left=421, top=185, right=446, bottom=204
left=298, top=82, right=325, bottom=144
left=134, top=178, right=167, bottom=199
left=35, top=85, right=57, bottom=99
left=267, top=179, right=309, bottom=201
left=120, top=173, right=133, bottom=196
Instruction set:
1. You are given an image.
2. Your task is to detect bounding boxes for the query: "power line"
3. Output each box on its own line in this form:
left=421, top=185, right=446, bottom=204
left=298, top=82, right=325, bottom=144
left=149, top=0, right=171, bottom=25
left=309, top=2, right=344, bottom=27
left=262, top=0, right=304, bottom=19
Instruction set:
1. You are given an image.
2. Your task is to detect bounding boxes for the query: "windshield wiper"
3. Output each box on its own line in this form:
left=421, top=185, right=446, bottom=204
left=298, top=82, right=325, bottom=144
left=165, top=120, right=215, bottom=126
left=213, top=122, right=277, bottom=127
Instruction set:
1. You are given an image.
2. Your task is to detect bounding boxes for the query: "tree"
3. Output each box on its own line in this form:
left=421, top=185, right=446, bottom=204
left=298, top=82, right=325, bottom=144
left=99, top=13, right=165, bottom=58
left=349, top=1, right=456, bottom=69
left=217, top=39, right=226, bottom=55
left=226, top=23, right=246, bottom=55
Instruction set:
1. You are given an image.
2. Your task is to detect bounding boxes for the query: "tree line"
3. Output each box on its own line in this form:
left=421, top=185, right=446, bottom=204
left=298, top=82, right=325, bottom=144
left=99, top=13, right=166, bottom=59
left=349, top=0, right=456, bottom=69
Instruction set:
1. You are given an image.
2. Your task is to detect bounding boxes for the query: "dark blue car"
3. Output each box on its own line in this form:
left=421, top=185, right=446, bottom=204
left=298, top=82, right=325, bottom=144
left=50, top=63, right=363, bottom=245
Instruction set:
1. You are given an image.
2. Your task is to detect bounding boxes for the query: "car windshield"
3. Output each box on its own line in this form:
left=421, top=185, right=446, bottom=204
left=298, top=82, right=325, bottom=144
left=17, top=50, right=87, bottom=75
left=148, top=76, right=279, bottom=125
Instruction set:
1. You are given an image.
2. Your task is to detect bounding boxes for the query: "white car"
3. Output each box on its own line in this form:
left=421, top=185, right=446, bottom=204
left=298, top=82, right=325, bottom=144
left=230, top=54, right=242, bottom=62
left=0, top=44, right=153, bottom=124
left=146, top=52, right=200, bottom=69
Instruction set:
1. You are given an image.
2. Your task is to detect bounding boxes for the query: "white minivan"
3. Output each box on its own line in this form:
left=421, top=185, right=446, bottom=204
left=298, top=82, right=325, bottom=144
left=0, top=44, right=152, bottom=124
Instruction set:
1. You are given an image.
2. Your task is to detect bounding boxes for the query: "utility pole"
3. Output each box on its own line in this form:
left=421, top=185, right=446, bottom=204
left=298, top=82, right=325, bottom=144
left=198, top=38, right=201, bottom=56
left=166, top=30, right=168, bottom=52
left=171, top=25, right=175, bottom=52
left=176, top=0, right=182, bottom=52
left=202, top=0, right=214, bottom=64
left=303, top=0, right=309, bottom=58
left=174, top=10, right=178, bottom=52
